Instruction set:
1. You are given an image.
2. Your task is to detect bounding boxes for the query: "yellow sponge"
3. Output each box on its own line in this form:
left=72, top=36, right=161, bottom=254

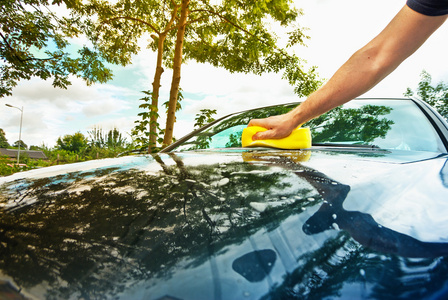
left=242, top=126, right=312, bottom=149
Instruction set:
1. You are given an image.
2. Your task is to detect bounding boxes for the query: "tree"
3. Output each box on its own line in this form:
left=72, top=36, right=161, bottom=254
left=160, top=0, right=323, bottom=146
left=81, top=0, right=322, bottom=150
left=81, top=0, right=180, bottom=152
left=13, top=139, right=28, bottom=150
left=88, top=126, right=128, bottom=150
left=56, top=131, right=88, bottom=153
left=131, top=91, right=157, bottom=151
left=105, top=128, right=127, bottom=150
left=0, top=0, right=113, bottom=97
left=88, top=126, right=106, bottom=149
left=29, top=145, right=42, bottom=151
left=132, top=89, right=183, bottom=151
left=0, top=128, right=9, bottom=148
left=306, top=105, right=394, bottom=144
left=405, top=70, right=448, bottom=120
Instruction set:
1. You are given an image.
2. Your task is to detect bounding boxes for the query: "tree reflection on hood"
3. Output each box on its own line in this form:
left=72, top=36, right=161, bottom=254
left=1, top=152, right=448, bottom=299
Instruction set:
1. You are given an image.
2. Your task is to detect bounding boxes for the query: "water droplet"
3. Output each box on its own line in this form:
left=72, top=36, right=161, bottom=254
left=217, top=178, right=230, bottom=186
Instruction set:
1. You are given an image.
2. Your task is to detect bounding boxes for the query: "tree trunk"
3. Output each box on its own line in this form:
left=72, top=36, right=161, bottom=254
left=162, top=0, right=190, bottom=148
left=148, top=34, right=166, bottom=153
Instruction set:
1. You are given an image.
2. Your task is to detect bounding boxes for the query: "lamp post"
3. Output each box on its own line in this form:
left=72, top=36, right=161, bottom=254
left=5, top=104, right=23, bottom=165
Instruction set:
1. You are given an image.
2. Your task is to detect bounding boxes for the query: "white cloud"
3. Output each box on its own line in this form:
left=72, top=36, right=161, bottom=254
left=80, top=96, right=131, bottom=118
left=0, top=77, right=136, bottom=146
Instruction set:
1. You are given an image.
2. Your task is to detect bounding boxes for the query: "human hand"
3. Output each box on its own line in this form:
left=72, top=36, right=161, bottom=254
left=247, top=114, right=298, bottom=140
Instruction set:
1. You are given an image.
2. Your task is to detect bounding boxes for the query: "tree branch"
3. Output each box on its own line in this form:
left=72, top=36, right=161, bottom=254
left=0, top=32, right=47, bottom=64
left=199, top=6, right=307, bottom=76
left=191, top=8, right=270, bottom=47
left=162, top=1, right=180, bottom=34
left=184, top=15, right=209, bottom=26
left=103, top=16, right=161, bottom=35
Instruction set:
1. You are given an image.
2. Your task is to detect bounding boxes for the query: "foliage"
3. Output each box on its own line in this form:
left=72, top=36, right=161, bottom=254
left=12, top=139, right=27, bottom=149
left=0, top=155, right=16, bottom=176
left=131, top=90, right=163, bottom=152
left=179, top=108, right=218, bottom=150
left=88, top=126, right=127, bottom=151
left=0, top=0, right=113, bottom=97
left=173, top=103, right=395, bottom=151
left=405, top=70, right=448, bottom=120
left=81, top=0, right=322, bottom=147
left=0, top=153, right=314, bottom=297
left=132, top=89, right=183, bottom=152
left=56, top=131, right=88, bottom=153
left=0, top=129, right=9, bottom=148
left=29, top=145, right=42, bottom=151
left=55, top=128, right=132, bottom=159
left=2, top=152, right=446, bottom=298
left=194, top=108, right=217, bottom=129
left=175, top=104, right=296, bottom=151
left=106, top=128, right=127, bottom=150
left=0, top=154, right=52, bottom=176
left=225, top=131, right=242, bottom=148
left=307, top=105, right=394, bottom=144
left=181, top=1, right=324, bottom=97
left=0, top=127, right=135, bottom=176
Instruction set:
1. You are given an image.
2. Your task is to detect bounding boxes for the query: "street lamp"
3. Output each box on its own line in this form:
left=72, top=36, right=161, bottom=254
left=5, top=104, right=24, bottom=165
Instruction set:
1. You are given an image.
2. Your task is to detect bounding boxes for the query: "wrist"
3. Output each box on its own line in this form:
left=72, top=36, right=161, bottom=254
left=286, top=107, right=306, bottom=129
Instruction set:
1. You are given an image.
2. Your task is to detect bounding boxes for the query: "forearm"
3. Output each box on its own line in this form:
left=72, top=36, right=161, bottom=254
left=249, top=5, right=447, bottom=140
left=287, top=5, right=447, bottom=127
left=287, top=45, right=398, bottom=127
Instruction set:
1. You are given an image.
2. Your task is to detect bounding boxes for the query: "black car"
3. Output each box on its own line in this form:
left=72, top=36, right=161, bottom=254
left=1, top=98, right=448, bottom=299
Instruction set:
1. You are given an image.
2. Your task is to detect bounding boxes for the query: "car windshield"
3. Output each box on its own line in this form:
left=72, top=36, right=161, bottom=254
left=170, top=99, right=445, bottom=153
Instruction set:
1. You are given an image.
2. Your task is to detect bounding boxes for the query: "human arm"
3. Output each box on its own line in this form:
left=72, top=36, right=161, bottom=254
left=248, top=5, right=447, bottom=140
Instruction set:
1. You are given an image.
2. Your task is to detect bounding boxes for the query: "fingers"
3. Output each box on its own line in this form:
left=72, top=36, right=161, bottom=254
left=253, top=128, right=292, bottom=140
left=253, top=130, right=274, bottom=140
left=247, top=118, right=268, bottom=128
left=248, top=118, right=274, bottom=140
left=248, top=115, right=294, bottom=140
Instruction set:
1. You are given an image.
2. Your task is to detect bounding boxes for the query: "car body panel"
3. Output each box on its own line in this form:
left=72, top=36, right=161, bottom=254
left=1, top=147, right=448, bottom=299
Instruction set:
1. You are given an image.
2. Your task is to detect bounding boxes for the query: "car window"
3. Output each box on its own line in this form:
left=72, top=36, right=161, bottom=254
left=368, top=100, right=443, bottom=151
left=172, top=104, right=296, bottom=151
left=171, top=99, right=445, bottom=153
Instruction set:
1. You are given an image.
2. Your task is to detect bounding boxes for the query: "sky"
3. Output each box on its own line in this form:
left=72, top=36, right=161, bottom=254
left=1, top=0, right=448, bottom=148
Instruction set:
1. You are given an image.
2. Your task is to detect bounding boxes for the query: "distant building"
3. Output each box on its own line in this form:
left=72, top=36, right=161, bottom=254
left=0, top=148, right=48, bottom=160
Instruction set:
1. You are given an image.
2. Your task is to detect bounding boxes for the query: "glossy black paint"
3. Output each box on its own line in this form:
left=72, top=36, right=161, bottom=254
left=1, top=148, right=448, bottom=299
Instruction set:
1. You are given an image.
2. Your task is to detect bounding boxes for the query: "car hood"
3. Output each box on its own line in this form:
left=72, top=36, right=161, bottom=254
left=1, top=148, right=448, bottom=299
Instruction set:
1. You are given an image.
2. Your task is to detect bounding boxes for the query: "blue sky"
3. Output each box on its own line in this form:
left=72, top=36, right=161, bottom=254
left=1, top=0, right=448, bottom=147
